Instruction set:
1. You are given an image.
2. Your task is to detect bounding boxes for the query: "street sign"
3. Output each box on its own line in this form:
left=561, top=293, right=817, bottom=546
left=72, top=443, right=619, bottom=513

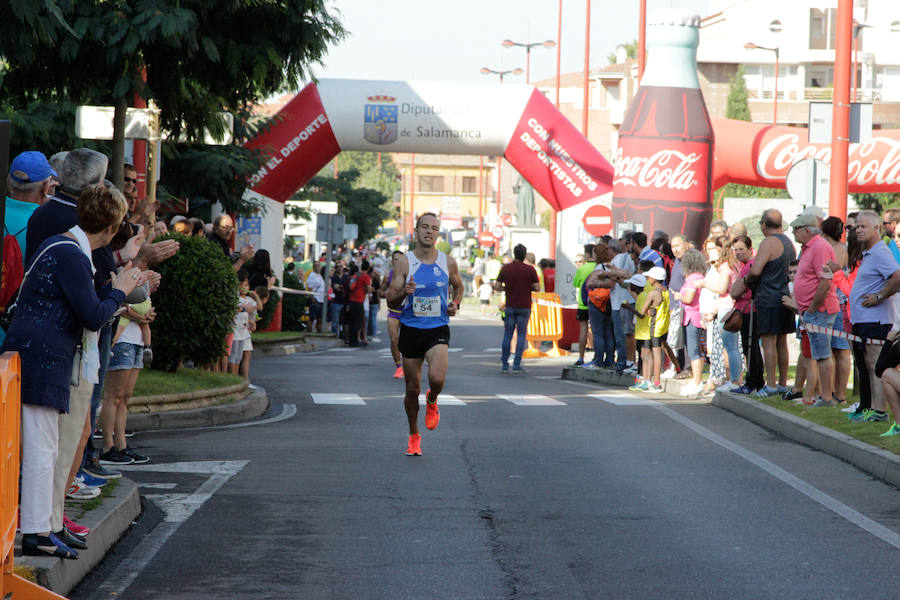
left=478, top=231, right=495, bottom=246
left=500, top=214, right=513, bottom=226
left=315, top=213, right=345, bottom=245
left=808, top=101, right=872, bottom=145
left=344, top=223, right=358, bottom=241
left=786, top=158, right=830, bottom=207
left=491, top=225, right=504, bottom=239
left=75, top=106, right=234, bottom=144
left=582, top=204, right=613, bottom=237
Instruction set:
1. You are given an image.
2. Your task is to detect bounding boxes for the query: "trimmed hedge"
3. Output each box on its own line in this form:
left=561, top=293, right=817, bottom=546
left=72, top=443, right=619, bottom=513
left=281, top=271, right=309, bottom=331
left=149, top=234, right=239, bottom=372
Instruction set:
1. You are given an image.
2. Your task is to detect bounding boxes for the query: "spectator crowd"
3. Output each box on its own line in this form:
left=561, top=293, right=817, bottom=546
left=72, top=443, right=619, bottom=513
left=574, top=208, right=900, bottom=444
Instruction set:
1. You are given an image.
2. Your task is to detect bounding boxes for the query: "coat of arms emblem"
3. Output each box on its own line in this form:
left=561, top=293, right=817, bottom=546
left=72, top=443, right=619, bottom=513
left=364, top=95, right=398, bottom=145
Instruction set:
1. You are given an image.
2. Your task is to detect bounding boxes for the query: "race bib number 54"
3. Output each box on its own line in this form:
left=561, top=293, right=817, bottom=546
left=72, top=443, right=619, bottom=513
left=413, top=295, right=441, bottom=317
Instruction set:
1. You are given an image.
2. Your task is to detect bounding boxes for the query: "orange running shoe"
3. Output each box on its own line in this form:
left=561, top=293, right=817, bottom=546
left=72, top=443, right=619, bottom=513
left=406, top=434, right=422, bottom=456
left=425, top=389, right=440, bottom=430
left=393, top=365, right=404, bottom=379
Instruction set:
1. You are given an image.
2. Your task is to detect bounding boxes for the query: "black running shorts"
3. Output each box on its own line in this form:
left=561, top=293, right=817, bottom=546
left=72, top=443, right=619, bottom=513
left=399, top=324, right=450, bottom=359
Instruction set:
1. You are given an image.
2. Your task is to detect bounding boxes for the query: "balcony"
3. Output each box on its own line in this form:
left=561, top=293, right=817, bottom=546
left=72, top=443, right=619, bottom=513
left=747, top=88, right=884, bottom=102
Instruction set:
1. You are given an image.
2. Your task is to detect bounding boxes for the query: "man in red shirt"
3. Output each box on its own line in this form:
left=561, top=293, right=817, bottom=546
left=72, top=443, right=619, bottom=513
left=789, top=212, right=839, bottom=406
left=494, top=244, right=540, bottom=373
left=346, top=261, right=372, bottom=347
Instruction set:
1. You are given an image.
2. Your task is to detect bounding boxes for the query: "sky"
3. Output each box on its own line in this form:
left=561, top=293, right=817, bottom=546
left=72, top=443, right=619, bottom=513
left=310, top=0, right=711, bottom=86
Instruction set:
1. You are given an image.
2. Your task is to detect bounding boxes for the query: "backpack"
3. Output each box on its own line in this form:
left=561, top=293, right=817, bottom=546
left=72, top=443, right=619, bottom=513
left=588, top=287, right=611, bottom=311
left=0, top=225, right=26, bottom=308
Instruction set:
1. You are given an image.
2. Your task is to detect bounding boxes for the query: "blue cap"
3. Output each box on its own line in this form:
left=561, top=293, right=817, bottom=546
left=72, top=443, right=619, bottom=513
left=9, top=151, right=56, bottom=184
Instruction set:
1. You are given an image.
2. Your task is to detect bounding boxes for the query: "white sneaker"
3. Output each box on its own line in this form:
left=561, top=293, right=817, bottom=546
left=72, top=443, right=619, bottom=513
left=67, top=482, right=101, bottom=500
left=623, top=363, right=637, bottom=374
left=841, top=401, right=860, bottom=413
left=680, top=382, right=702, bottom=397
left=661, top=367, right=677, bottom=380
left=716, top=383, right=739, bottom=392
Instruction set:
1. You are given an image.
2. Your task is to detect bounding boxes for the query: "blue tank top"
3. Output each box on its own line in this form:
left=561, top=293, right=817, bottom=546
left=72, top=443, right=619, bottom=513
left=399, top=251, right=450, bottom=329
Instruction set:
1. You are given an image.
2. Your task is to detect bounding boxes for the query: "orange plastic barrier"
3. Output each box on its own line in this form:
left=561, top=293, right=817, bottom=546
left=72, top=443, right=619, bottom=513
left=1, top=352, right=67, bottom=599
left=523, top=292, right=569, bottom=359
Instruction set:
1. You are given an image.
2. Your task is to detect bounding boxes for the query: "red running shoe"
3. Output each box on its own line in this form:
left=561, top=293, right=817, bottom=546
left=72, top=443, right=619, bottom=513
left=406, top=434, right=422, bottom=456
left=393, top=365, right=404, bottom=379
left=64, top=515, right=90, bottom=537
left=425, top=389, right=440, bottom=430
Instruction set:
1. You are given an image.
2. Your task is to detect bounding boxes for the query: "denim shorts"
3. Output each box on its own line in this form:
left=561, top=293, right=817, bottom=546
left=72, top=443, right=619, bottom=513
left=831, top=310, right=851, bottom=350
left=108, top=342, right=143, bottom=371
left=685, top=323, right=705, bottom=361
left=803, top=310, right=835, bottom=360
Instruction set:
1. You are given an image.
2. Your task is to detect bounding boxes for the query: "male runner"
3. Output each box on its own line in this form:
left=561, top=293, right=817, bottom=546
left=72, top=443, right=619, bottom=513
left=386, top=213, right=464, bottom=456
left=380, top=250, right=405, bottom=378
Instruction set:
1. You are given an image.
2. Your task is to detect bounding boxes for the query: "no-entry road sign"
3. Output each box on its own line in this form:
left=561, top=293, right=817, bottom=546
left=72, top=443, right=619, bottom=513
left=582, top=204, right=612, bottom=237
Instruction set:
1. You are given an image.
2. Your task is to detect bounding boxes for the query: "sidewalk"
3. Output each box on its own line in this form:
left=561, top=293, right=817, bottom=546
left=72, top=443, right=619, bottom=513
left=14, top=332, right=330, bottom=596
left=563, top=366, right=900, bottom=489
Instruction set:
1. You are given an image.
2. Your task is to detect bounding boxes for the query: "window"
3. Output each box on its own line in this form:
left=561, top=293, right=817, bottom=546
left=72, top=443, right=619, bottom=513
left=809, top=9, right=826, bottom=50
left=418, top=175, right=444, bottom=193
left=462, top=176, right=477, bottom=194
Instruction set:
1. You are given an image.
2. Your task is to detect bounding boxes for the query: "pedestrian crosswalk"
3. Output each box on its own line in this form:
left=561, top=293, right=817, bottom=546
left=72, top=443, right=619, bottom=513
left=305, top=392, right=660, bottom=407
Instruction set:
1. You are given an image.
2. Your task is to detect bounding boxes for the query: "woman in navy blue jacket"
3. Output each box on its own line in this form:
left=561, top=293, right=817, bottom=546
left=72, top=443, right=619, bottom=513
left=7, top=182, right=146, bottom=559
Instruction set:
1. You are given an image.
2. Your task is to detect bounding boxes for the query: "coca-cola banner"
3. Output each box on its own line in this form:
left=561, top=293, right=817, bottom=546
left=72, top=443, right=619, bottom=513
left=712, top=117, right=900, bottom=193
left=503, top=88, right=615, bottom=211
left=245, top=83, right=342, bottom=204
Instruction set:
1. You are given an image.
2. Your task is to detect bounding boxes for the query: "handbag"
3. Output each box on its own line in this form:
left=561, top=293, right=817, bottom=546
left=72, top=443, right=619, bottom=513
left=0, top=240, right=80, bottom=331
left=723, top=308, right=743, bottom=333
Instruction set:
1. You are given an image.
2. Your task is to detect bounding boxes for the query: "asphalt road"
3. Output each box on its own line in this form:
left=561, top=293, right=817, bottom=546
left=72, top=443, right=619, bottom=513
left=74, top=308, right=900, bottom=599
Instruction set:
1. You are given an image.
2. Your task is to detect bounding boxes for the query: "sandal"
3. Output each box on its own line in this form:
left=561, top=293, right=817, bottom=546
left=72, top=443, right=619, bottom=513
left=21, top=533, right=79, bottom=559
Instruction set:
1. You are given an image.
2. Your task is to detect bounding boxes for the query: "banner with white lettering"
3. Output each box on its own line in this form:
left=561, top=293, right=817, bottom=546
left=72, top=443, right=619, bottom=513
left=245, top=83, right=341, bottom=203
left=244, top=79, right=614, bottom=207
left=315, top=79, right=532, bottom=155
left=503, top=88, right=615, bottom=211
left=712, top=117, right=900, bottom=193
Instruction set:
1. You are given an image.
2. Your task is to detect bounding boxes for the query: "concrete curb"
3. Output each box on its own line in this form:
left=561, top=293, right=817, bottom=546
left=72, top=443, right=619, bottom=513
left=712, top=392, right=900, bottom=489
left=562, top=366, right=900, bottom=486
left=16, top=478, right=142, bottom=597
left=254, top=337, right=345, bottom=356
left=127, top=386, right=268, bottom=431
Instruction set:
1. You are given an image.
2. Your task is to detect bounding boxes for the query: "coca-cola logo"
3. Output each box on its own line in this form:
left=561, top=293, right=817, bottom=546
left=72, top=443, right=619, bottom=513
left=614, top=148, right=701, bottom=191
left=757, top=133, right=900, bottom=188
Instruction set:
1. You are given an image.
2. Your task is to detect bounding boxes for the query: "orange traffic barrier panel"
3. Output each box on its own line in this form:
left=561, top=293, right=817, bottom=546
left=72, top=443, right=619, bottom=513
left=1, top=352, right=68, bottom=599
left=523, top=292, right=569, bottom=358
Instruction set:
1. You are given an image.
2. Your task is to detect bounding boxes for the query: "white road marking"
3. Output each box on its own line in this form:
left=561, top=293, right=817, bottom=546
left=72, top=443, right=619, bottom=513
left=462, top=354, right=499, bottom=358
left=418, top=394, right=466, bottom=406
left=311, top=393, right=365, bottom=405
left=93, top=461, right=248, bottom=596
left=500, top=394, right=566, bottom=406
left=483, top=347, right=502, bottom=352
left=589, top=393, right=658, bottom=406
left=656, top=405, right=900, bottom=551
left=138, top=483, right=178, bottom=490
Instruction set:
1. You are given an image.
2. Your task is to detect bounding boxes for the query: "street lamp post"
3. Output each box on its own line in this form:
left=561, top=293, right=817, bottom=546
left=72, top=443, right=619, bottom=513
left=479, top=66, right=524, bottom=83
left=744, top=42, right=780, bottom=125
left=501, top=38, right=556, bottom=85
left=480, top=66, right=523, bottom=241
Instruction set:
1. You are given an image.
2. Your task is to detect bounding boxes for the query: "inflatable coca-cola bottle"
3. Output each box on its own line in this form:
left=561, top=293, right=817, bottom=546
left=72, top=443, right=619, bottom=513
left=612, top=9, right=713, bottom=245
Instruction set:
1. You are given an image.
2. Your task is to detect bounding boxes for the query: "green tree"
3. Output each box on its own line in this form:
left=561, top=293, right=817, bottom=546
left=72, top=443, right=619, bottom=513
left=726, top=64, right=752, bottom=121
left=0, top=0, right=344, bottom=201
left=290, top=169, right=391, bottom=242
left=717, top=64, right=787, bottom=199
left=607, top=40, right=637, bottom=64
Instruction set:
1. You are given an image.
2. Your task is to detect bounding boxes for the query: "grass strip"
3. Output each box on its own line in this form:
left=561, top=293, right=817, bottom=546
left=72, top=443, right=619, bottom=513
left=756, top=395, right=900, bottom=454
left=133, top=368, right=244, bottom=397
